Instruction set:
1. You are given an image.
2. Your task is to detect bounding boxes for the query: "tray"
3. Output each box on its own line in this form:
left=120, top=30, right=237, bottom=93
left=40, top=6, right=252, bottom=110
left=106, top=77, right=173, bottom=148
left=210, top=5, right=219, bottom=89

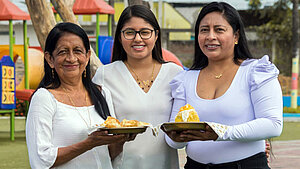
left=98, top=126, right=148, bottom=134
left=161, top=122, right=206, bottom=132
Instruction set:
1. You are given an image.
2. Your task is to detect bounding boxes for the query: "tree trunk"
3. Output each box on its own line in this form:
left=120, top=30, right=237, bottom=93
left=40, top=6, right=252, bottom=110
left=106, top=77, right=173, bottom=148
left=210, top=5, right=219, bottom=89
left=128, top=0, right=143, bottom=5
left=25, top=0, right=56, bottom=50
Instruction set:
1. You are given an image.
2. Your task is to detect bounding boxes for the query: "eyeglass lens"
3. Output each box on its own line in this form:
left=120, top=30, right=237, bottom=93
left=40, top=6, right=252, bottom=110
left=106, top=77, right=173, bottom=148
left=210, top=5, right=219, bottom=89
left=122, top=29, right=154, bottom=40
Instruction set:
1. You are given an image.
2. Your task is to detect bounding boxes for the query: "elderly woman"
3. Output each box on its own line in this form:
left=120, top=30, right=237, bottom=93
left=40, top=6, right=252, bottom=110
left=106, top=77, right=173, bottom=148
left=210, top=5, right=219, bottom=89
left=26, top=22, right=132, bottom=169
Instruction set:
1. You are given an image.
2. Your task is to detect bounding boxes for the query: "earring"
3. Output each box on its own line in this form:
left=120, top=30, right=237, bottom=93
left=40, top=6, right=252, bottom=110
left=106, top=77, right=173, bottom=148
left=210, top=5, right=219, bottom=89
left=84, top=69, right=86, bottom=78
left=235, top=41, right=238, bottom=45
left=52, top=69, right=55, bottom=79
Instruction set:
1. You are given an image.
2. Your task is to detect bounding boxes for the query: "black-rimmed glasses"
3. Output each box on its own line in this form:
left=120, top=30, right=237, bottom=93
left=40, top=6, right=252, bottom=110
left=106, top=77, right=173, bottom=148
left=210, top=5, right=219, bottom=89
left=121, top=28, right=155, bottom=40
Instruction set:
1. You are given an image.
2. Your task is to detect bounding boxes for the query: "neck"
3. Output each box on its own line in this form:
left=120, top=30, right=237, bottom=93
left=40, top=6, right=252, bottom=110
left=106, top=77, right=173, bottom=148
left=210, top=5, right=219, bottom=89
left=60, top=80, right=85, bottom=92
left=207, top=58, right=236, bottom=72
left=126, top=57, right=155, bottom=70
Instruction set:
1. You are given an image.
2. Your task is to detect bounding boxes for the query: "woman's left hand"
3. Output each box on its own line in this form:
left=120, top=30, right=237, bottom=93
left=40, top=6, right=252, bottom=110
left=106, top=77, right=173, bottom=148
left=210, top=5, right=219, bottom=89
left=179, top=125, right=218, bottom=141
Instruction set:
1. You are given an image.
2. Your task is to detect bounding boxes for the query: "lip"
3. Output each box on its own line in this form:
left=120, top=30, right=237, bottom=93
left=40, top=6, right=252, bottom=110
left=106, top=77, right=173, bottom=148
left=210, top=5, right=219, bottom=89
left=63, top=64, right=79, bottom=69
left=205, top=44, right=220, bottom=50
left=132, top=45, right=146, bottom=51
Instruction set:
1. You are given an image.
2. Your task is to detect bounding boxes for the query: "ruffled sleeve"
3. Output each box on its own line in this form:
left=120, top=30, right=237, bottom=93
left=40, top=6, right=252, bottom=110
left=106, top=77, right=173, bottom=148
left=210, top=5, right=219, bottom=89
left=169, top=70, right=187, bottom=102
left=249, top=55, right=279, bottom=92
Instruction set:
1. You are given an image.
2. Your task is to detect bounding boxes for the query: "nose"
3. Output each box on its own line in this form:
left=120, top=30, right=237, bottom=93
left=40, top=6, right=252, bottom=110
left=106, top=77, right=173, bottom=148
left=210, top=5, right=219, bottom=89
left=66, top=52, right=78, bottom=62
left=206, top=30, right=216, bottom=41
left=134, top=32, right=143, bottom=41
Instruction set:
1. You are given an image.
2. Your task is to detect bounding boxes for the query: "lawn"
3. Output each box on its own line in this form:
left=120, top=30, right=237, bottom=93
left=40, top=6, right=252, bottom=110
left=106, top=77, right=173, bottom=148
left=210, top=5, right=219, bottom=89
left=0, top=118, right=299, bottom=169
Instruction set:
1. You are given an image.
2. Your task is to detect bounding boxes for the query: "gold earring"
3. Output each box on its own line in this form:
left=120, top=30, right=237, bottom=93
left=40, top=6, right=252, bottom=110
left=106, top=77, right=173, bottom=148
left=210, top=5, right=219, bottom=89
left=235, top=41, right=238, bottom=45
left=84, top=69, right=86, bottom=78
left=52, top=69, right=55, bottom=79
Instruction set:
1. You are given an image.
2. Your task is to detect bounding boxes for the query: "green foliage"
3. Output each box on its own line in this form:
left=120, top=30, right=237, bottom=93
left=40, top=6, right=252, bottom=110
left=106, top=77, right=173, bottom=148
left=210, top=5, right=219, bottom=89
left=247, top=0, right=293, bottom=75
left=283, top=106, right=300, bottom=113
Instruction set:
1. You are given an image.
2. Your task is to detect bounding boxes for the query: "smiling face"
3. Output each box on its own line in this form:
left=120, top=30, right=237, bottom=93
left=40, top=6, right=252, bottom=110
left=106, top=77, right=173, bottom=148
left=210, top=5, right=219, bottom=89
left=198, top=12, right=239, bottom=62
left=45, top=32, right=90, bottom=82
left=120, top=16, right=158, bottom=61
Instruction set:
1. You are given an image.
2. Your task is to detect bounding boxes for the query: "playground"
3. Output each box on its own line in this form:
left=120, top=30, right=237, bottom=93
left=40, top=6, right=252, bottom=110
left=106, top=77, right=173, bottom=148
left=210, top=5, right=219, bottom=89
left=0, top=0, right=299, bottom=168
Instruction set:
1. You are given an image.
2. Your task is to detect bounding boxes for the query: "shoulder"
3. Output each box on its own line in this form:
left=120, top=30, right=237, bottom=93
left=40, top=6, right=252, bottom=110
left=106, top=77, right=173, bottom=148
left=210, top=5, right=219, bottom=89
left=242, top=55, right=280, bottom=91
left=162, top=62, right=184, bottom=77
left=92, top=61, right=124, bottom=85
left=31, top=88, right=54, bottom=102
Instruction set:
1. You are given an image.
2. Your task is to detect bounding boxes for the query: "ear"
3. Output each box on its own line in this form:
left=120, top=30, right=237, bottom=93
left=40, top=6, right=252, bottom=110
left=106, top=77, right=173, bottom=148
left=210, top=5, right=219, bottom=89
left=155, top=30, right=159, bottom=42
left=234, top=30, right=240, bottom=44
left=86, top=50, right=91, bottom=67
left=44, top=52, right=54, bottom=68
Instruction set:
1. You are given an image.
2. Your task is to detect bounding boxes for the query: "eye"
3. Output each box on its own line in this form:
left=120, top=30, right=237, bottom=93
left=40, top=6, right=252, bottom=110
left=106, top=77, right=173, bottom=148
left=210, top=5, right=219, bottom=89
left=57, top=50, right=67, bottom=55
left=124, top=30, right=135, bottom=35
left=74, top=49, right=84, bottom=54
left=199, top=28, right=209, bottom=33
left=140, top=30, right=151, bottom=36
left=216, top=28, right=225, bottom=32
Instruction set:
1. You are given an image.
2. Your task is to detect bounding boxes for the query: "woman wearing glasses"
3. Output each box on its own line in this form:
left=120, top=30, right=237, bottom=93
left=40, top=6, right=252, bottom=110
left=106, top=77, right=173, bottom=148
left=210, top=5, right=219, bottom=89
left=92, top=5, right=182, bottom=169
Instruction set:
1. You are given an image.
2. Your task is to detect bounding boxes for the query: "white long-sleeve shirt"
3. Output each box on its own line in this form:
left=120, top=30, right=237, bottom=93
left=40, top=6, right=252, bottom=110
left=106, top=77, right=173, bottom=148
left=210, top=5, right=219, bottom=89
left=26, top=87, right=118, bottom=169
left=166, top=55, right=283, bottom=164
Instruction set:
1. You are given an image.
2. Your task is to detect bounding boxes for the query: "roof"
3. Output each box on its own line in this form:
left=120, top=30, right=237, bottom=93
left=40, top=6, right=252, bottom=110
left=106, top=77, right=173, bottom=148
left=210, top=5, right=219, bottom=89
left=157, top=0, right=277, bottom=10
left=0, top=0, right=30, bottom=21
left=73, top=0, right=115, bottom=15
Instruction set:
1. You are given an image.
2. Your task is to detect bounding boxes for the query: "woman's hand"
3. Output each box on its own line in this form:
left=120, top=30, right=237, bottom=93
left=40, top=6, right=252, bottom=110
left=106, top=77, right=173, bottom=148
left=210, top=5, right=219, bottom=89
left=108, top=133, right=137, bottom=160
left=165, top=125, right=218, bottom=142
left=87, top=130, right=128, bottom=148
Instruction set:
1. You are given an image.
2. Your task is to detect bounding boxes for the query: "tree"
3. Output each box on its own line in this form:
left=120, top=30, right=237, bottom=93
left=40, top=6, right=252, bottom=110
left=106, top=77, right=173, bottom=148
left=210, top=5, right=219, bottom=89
left=25, top=0, right=102, bottom=76
left=247, top=0, right=293, bottom=76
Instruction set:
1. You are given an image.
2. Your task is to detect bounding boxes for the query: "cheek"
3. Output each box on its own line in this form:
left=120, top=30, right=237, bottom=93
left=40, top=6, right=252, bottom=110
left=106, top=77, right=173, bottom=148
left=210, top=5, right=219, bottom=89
left=198, top=35, right=205, bottom=50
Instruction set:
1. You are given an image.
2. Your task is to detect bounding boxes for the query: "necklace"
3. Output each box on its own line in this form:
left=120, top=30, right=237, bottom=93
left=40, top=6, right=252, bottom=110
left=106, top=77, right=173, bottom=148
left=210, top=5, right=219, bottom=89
left=125, top=62, right=156, bottom=91
left=207, top=66, right=232, bottom=79
left=62, top=86, right=92, bottom=128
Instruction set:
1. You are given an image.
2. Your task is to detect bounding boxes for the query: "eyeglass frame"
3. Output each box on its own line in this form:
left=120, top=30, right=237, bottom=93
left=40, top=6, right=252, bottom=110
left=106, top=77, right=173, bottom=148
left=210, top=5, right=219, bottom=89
left=121, top=28, right=156, bottom=40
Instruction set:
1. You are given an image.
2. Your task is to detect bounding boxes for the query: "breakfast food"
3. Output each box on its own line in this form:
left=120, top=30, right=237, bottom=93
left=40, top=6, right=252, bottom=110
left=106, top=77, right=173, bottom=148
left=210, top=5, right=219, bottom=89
left=101, top=116, right=150, bottom=128
left=175, top=104, right=200, bottom=122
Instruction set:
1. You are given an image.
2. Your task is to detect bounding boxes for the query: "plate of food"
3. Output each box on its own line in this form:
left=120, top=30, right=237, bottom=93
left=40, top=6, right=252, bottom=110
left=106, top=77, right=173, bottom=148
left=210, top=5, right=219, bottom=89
left=161, top=104, right=206, bottom=132
left=99, top=126, right=148, bottom=134
left=161, top=122, right=206, bottom=132
left=94, top=116, right=150, bottom=134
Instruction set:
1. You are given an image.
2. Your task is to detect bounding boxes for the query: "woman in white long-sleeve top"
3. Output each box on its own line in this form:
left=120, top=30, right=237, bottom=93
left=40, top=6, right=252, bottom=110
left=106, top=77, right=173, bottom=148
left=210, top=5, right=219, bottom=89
left=26, top=22, right=134, bottom=169
left=164, top=2, right=282, bottom=169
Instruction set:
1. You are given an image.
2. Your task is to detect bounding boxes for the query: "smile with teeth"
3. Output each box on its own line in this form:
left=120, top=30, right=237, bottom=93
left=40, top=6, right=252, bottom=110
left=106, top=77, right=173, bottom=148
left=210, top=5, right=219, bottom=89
left=206, top=45, right=219, bottom=48
left=132, top=45, right=145, bottom=49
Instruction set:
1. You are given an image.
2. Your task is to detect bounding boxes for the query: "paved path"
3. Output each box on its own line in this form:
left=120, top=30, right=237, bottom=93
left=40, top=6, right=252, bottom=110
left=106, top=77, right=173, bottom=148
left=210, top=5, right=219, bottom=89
left=178, top=140, right=300, bottom=169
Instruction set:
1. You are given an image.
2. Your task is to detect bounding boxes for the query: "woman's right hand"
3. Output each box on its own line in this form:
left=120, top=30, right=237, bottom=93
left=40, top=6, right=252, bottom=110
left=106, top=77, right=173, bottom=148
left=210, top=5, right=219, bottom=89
left=88, top=130, right=128, bottom=148
left=164, top=130, right=187, bottom=142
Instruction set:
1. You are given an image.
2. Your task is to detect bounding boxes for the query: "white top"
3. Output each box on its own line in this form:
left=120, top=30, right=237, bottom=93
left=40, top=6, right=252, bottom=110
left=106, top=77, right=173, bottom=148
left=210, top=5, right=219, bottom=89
left=26, top=87, right=117, bottom=169
left=92, top=61, right=183, bottom=169
left=166, top=55, right=283, bottom=164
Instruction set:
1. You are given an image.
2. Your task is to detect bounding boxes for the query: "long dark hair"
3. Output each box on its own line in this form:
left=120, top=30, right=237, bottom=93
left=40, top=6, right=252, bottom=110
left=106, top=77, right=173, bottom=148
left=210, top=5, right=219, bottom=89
left=191, top=2, right=253, bottom=70
left=112, top=5, right=165, bottom=63
left=37, top=22, right=110, bottom=119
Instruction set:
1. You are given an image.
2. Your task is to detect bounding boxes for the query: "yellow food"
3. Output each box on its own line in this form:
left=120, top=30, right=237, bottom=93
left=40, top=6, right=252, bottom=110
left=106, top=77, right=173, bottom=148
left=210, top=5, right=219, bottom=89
left=175, top=104, right=200, bottom=122
left=101, top=116, right=150, bottom=128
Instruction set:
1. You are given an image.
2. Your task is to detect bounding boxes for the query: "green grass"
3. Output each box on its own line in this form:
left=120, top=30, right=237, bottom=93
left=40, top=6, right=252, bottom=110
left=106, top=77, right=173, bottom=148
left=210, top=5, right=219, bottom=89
left=0, top=118, right=30, bottom=169
left=0, top=118, right=299, bottom=169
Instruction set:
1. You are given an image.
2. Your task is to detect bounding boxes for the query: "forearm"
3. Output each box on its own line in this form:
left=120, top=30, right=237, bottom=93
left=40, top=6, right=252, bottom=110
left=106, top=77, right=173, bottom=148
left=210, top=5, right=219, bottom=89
left=52, top=140, right=93, bottom=167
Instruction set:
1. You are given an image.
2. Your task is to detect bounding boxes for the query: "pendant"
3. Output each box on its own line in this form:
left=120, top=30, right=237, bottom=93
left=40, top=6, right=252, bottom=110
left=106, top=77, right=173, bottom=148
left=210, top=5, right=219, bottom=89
left=215, top=74, right=222, bottom=79
left=142, top=80, right=151, bottom=86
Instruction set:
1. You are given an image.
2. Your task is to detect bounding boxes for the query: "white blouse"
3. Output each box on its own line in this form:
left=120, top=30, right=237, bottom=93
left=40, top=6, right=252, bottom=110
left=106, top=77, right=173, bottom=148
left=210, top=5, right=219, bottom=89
left=26, top=87, right=117, bottom=169
left=92, top=61, right=183, bottom=169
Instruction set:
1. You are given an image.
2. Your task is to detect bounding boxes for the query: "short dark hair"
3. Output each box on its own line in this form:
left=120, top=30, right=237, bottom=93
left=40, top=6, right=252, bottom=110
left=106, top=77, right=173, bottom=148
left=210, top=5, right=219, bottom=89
left=37, top=22, right=110, bottom=119
left=191, top=2, right=253, bottom=70
left=112, top=5, right=164, bottom=63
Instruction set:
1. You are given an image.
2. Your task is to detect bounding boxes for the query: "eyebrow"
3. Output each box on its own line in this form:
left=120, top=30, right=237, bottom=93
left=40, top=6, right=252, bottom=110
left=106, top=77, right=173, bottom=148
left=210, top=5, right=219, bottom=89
left=200, top=25, right=226, bottom=28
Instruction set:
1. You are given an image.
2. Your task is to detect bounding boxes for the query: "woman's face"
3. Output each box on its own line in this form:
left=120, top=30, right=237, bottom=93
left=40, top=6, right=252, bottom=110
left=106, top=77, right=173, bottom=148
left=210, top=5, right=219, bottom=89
left=120, top=16, right=158, bottom=61
left=45, top=32, right=90, bottom=81
left=198, top=12, right=238, bottom=62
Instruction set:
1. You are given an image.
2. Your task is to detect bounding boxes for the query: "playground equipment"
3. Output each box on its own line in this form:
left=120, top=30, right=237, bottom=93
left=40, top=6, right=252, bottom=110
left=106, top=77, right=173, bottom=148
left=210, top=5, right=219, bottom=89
left=0, top=0, right=30, bottom=141
left=0, top=45, right=43, bottom=89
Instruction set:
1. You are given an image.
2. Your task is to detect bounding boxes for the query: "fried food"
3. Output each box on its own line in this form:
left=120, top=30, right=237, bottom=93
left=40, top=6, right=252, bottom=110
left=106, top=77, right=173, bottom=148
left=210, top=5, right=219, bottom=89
left=175, top=104, right=200, bottom=122
left=101, top=116, right=122, bottom=128
left=101, top=116, right=150, bottom=128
